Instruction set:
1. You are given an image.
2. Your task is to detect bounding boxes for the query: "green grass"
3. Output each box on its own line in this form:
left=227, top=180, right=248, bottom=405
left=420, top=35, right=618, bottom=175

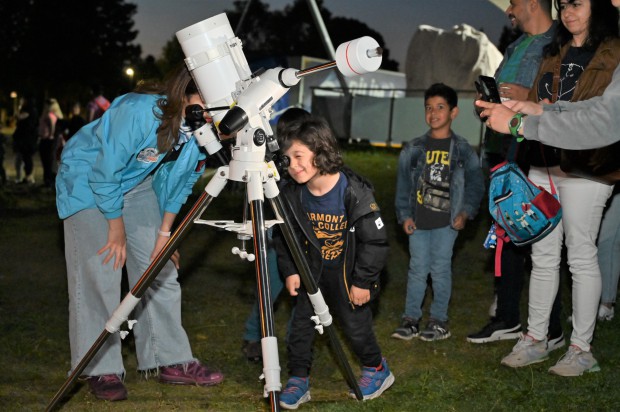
left=1, top=147, right=620, bottom=411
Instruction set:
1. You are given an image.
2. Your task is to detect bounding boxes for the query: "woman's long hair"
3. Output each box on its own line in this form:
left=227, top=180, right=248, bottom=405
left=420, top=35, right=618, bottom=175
left=134, top=64, right=198, bottom=152
left=544, top=0, right=619, bottom=57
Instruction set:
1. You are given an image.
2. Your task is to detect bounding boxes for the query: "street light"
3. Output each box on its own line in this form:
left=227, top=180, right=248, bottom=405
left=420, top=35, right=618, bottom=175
left=125, top=67, right=135, bottom=89
left=10, top=91, right=18, bottom=117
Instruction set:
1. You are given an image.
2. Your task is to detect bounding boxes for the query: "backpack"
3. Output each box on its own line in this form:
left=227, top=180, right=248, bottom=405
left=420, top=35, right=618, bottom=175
left=488, top=161, right=562, bottom=247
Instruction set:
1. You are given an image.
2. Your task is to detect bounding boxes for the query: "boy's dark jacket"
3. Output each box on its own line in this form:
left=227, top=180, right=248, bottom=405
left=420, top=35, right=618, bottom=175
left=274, top=166, right=388, bottom=302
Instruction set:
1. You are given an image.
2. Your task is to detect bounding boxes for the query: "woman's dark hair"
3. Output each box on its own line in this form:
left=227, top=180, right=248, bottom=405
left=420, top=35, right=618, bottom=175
left=279, top=116, right=343, bottom=175
left=134, top=64, right=198, bottom=152
left=544, top=0, right=619, bottom=56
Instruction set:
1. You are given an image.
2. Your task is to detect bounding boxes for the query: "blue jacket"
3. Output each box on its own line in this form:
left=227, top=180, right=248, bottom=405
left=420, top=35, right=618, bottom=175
left=56, top=93, right=206, bottom=220
left=395, top=132, right=485, bottom=227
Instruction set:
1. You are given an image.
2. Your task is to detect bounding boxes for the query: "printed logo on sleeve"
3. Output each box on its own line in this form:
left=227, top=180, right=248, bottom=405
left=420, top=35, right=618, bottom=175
left=375, top=217, right=384, bottom=230
left=137, top=148, right=160, bottom=163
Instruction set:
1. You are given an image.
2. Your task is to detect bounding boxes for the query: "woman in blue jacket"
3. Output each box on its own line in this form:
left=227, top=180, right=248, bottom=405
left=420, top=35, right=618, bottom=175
left=56, top=66, right=223, bottom=402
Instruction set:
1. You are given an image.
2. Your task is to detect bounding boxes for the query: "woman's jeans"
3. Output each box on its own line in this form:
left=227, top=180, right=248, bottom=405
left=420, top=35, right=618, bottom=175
left=527, top=166, right=612, bottom=351
left=404, top=225, right=459, bottom=322
left=64, top=177, right=194, bottom=376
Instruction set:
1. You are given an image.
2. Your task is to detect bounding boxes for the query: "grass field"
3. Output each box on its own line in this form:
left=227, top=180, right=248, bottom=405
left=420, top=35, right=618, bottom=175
left=1, top=147, right=619, bottom=411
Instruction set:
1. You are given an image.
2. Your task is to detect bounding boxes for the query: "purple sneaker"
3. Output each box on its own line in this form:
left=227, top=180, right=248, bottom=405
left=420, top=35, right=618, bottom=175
left=87, top=374, right=128, bottom=401
left=159, top=360, right=224, bottom=386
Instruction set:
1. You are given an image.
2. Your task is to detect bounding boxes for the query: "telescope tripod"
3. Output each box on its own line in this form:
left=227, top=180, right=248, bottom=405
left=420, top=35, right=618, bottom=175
left=46, top=159, right=362, bottom=411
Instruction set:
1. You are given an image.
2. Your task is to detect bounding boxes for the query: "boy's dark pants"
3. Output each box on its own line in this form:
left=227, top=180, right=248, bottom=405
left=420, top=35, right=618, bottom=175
left=287, top=266, right=382, bottom=377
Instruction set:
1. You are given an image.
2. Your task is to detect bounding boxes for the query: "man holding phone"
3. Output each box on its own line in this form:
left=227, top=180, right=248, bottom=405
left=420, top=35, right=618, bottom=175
left=467, top=0, right=563, bottom=348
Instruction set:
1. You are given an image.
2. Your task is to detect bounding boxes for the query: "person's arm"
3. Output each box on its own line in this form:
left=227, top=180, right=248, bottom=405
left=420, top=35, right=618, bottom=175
left=350, top=209, right=389, bottom=293
left=457, top=145, right=485, bottom=226
left=523, top=80, right=619, bottom=149
left=88, top=100, right=148, bottom=219
left=394, top=144, right=414, bottom=225
left=477, top=64, right=620, bottom=149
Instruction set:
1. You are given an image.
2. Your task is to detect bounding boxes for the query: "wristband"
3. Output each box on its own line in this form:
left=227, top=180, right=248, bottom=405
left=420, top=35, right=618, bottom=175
left=158, top=230, right=171, bottom=237
left=509, top=112, right=526, bottom=142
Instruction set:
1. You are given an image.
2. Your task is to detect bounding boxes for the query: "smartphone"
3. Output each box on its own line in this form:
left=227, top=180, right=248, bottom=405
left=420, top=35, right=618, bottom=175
left=474, top=75, right=501, bottom=121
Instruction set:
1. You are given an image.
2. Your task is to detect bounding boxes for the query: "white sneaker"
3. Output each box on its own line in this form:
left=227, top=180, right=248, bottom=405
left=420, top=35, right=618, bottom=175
left=548, top=345, right=600, bottom=376
left=598, top=304, right=614, bottom=321
left=501, top=333, right=549, bottom=368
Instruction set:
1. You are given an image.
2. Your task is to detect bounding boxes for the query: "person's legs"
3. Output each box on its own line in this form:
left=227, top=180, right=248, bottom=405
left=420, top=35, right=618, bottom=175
left=525, top=167, right=564, bottom=342
left=403, top=230, right=432, bottom=321
left=598, top=190, right=620, bottom=309
left=286, top=288, right=316, bottom=378
left=65, top=209, right=125, bottom=377
left=427, top=226, right=459, bottom=322
left=122, top=178, right=194, bottom=370
left=495, top=243, right=526, bottom=327
left=39, top=139, right=55, bottom=186
left=560, top=177, right=612, bottom=351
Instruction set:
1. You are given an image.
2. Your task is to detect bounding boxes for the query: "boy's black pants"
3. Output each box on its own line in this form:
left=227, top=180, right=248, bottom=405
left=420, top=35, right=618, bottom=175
left=286, top=266, right=382, bottom=378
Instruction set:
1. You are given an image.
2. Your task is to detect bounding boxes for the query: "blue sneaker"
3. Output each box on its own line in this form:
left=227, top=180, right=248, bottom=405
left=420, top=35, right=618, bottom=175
left=350, top=357, right=395, bottom=400
left=279, top=376, right=311, bottom=410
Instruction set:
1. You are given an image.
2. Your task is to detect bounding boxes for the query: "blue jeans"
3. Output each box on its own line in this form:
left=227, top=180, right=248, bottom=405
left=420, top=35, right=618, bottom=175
left=403, top=225, right=459, bottom=322
left=243, top=228, right=285, bottom=342
left=64, top=177, right=194, bottom=376
left=599, top=190, right=620, bottom=304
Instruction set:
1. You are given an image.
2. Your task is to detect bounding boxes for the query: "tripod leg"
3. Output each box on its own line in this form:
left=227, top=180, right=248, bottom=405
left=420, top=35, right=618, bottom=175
left=268, top=194, right=363, bottom=401
left=248, top=174, right=281, bottom=411
left=46, top=169, right=230, bottom=411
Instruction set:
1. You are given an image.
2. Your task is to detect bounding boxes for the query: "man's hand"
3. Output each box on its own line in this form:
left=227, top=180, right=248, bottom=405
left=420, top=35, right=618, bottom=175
left=452, top=211, right=468, bottom=230
left=498, top=83, right=530, bottom=101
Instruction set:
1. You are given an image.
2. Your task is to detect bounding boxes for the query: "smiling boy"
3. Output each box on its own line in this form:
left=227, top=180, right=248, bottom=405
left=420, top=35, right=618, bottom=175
left=392, top=83, right=485, bottom=341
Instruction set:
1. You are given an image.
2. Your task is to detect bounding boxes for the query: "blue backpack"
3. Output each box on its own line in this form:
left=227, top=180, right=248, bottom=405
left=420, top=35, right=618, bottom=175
left=489, top=161, right=562, bottom=247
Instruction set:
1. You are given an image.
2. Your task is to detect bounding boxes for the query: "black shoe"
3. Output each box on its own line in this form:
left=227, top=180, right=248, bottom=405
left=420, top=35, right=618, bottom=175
left=242, top=340, right=262, bottom=362
left=419, top=319, right=451, bottom=341
left=390, top=317, right=420, bottom=340
left=466, top=319, right=521, bottom=343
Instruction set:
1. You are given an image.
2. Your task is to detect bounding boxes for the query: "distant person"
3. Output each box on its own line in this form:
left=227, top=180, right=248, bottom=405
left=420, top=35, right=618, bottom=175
left=12, top=96, right=38, bottom=185
left=391, top=83, right=484, bottom=342
left=86, top=86, right=111, bottom=122
left=275, top=116, right=393, bottom=409
left=65, top=102, right=87, bottom=140
left=56, top=66, right=223, bottom=402
left=38, top=98, right=63, bottom=189
left=55, top=102, right=87, bottom=161
left=241, top=107, right=311, bottom=362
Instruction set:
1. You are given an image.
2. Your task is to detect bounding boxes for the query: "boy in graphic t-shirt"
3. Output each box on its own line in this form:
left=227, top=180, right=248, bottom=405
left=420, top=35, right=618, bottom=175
left=392, top=83, right=485, bottom=341
left=275, top=116, right=393, bottom=409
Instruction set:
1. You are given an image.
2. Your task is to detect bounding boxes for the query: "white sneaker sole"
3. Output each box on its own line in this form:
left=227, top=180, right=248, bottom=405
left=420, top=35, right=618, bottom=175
left=349, top=372, right=395, bottom=401
left=466, top=326, right=521, bottom=344
left=280, top=391, right=311, bottom=410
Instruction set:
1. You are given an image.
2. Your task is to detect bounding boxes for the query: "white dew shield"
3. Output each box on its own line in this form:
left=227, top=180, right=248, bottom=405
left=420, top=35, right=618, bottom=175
left=176, top=14, right=250, bottom=123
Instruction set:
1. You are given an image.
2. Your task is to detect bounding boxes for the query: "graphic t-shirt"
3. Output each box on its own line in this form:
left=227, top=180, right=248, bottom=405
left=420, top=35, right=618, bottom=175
left=301, top=172, right=348, bottom=267
left=530, top=46, right=595, bottom=167
left=415, top=137, right=451, bottom=230
left=537, top=47, right=595, bottom=102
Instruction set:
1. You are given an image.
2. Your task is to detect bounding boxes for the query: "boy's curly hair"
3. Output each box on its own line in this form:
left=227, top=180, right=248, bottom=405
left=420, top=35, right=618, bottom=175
left=279, top=116, right=343, bottom=175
